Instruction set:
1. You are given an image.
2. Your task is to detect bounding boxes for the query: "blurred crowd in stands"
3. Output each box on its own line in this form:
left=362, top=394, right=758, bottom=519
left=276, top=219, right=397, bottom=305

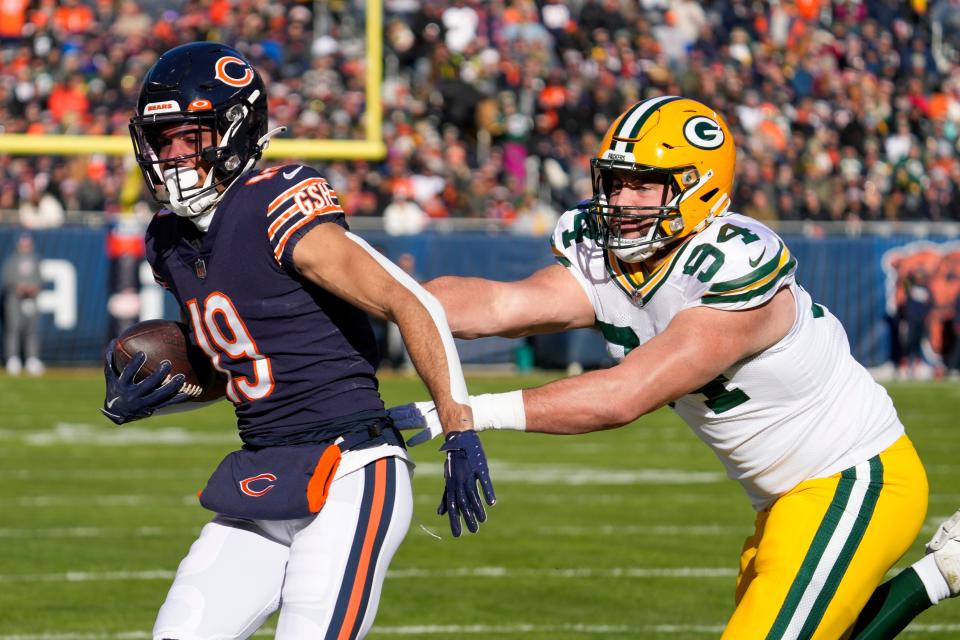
left=1, top=0, right=960, bottom=233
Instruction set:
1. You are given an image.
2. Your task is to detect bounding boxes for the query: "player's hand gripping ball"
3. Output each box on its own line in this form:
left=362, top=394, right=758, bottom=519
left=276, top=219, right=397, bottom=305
left=112, top=320, right=227, bottom=403
left=101, top=320, right=228, bottom=426
left=113, top=320, right=227, bottom=402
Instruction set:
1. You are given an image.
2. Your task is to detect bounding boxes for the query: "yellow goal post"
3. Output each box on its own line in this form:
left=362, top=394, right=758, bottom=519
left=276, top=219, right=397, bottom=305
left=0, top=0, right=385, bottom=161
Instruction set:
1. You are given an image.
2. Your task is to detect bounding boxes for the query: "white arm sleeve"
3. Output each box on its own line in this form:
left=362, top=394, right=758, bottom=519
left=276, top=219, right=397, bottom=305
left=345, top=232, right=469, bottom=404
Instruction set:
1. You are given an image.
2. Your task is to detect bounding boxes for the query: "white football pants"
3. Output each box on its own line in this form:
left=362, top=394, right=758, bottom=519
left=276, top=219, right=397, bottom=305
left=153, top=456, right=413, bottom=640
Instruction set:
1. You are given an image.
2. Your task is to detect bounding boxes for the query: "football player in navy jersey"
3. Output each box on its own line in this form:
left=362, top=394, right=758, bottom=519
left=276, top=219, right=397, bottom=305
left=101, top=42, right=495, bottom=640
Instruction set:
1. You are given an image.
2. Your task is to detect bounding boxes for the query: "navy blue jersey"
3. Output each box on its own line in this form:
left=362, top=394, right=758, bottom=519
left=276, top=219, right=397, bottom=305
left=146, top=164, right=384, bottom=444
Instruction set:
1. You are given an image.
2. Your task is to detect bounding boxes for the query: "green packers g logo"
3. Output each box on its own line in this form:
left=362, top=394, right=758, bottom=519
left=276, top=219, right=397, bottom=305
left=683, top=116, right=724, bottom=150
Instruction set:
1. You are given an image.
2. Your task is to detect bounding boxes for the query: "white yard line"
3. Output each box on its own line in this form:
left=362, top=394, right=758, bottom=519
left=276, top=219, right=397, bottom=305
left=7, top=460, right=724, bottom=487
left=386, top=566, right=738, bottom=578
left=0, top=526, right=175, bottom=538
left=0, top=569, right=176, bottom=583
left=0, top=422, right=238, bottom=446
left=5, top=561, right=945, bottom=584
left=0, top=635, right=153, bottom=640
left=8, top=468, right=210, bottom=480
left=369, top=624, right=728, bottom=636
left=3, top=491, right=716, bottom=509
left=4, top=495, right=196, bottom=507
left=0, top=566, right=737, bottom=584
left=0, top=524, right=746, bottom=539
left=545, top=524, right=745, bottom=536
left=414, top=462, right=725, bottom=485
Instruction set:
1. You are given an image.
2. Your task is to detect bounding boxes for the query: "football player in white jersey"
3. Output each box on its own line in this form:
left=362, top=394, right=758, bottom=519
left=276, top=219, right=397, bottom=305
left=391, top=96, right=960, bottom=638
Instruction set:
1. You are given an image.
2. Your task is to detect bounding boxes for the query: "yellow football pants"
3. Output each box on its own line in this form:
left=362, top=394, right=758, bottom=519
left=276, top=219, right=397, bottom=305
left=722, top=435, right=928, bottom=640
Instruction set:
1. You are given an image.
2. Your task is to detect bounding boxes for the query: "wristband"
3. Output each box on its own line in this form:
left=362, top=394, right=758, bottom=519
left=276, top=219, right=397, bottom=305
left=470, top=391, right=527, bottom=431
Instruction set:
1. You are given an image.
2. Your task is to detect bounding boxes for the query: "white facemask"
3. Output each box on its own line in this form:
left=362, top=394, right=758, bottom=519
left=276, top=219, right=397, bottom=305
left=607, top=210, right=665, bottom=263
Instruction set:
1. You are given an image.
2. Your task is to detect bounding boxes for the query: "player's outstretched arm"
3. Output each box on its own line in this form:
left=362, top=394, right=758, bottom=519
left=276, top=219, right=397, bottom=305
left=394, top=287, right=797, bottom=443
left=388, top=262, right=592, bottom=445
left=424, top=265, right=596, bottom=339
left=522, top=286, right=798, bottom=433
left=292, top=223, right=495, bottom=536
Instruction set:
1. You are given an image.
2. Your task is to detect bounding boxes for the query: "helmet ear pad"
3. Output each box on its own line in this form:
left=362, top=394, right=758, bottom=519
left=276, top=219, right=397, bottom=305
left=213, top=100, right=268, bottom=173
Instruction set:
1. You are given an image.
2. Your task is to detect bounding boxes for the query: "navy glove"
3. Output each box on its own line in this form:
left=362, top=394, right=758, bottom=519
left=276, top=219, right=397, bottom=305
left=438, top=430, right=496, bottom=537
left=101, top=340, right=190, bottom=425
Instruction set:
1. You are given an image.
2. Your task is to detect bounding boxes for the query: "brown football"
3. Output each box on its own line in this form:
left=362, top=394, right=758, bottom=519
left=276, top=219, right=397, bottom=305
left=113, top=319, right=227, bottom=402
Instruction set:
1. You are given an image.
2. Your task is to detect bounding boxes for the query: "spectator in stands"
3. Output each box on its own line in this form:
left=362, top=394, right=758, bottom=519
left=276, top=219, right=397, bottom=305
left=383, top=177, right=428, bottom=235
left=47, top=72, right=90, bottom=129
left=511, top=192, right=559, bottom=236
left=17, top=181, right=63, bottom=229
left=2, top=230, right=44, bottom=375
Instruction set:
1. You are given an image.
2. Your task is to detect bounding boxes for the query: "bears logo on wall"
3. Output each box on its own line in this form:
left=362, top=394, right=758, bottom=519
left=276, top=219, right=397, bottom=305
left=881, top=241, right=960, bottom=366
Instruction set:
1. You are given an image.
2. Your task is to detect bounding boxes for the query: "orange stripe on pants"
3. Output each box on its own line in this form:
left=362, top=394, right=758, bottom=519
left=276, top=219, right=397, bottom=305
left=337, top=458, right=387, bottom=640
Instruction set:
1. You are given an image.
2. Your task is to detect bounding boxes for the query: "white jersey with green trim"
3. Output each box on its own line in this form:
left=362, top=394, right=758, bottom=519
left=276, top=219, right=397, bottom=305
left=551, top=207, right=904, bottom=510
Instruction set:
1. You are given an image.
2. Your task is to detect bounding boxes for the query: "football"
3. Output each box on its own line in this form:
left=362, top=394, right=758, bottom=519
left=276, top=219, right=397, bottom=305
left=112, top=319, right=227, bottom=402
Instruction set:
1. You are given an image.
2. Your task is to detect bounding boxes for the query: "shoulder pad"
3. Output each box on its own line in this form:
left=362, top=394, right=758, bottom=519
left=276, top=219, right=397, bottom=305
left=251, top=164, right=346, bottom=265
left=678, top=215, right=797, bottom=310
left=550, top=207, right=599, bottom=259
left=145, top=207, right=178, bottom=243
left=241, top=163, right=325, bottom=191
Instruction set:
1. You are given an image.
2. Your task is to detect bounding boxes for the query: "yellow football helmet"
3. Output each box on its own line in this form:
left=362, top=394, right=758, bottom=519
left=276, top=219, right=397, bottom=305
left=591, top=96, right=736, bottom=263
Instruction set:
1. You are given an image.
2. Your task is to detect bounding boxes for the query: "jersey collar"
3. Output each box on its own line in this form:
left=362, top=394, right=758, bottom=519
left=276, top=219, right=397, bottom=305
left=604, top=236, right=694, bottom=305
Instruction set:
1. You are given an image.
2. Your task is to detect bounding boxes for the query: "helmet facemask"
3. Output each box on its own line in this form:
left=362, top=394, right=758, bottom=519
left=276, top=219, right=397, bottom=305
left=591, top=158, right=696, bottom=263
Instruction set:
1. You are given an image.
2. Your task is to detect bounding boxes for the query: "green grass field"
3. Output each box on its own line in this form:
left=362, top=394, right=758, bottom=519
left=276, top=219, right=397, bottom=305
left=1, top=372, right=958, bottom=639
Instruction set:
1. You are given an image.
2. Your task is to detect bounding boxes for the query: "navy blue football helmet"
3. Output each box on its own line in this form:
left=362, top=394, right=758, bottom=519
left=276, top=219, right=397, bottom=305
left=129, top=42, right=273, bottom=219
